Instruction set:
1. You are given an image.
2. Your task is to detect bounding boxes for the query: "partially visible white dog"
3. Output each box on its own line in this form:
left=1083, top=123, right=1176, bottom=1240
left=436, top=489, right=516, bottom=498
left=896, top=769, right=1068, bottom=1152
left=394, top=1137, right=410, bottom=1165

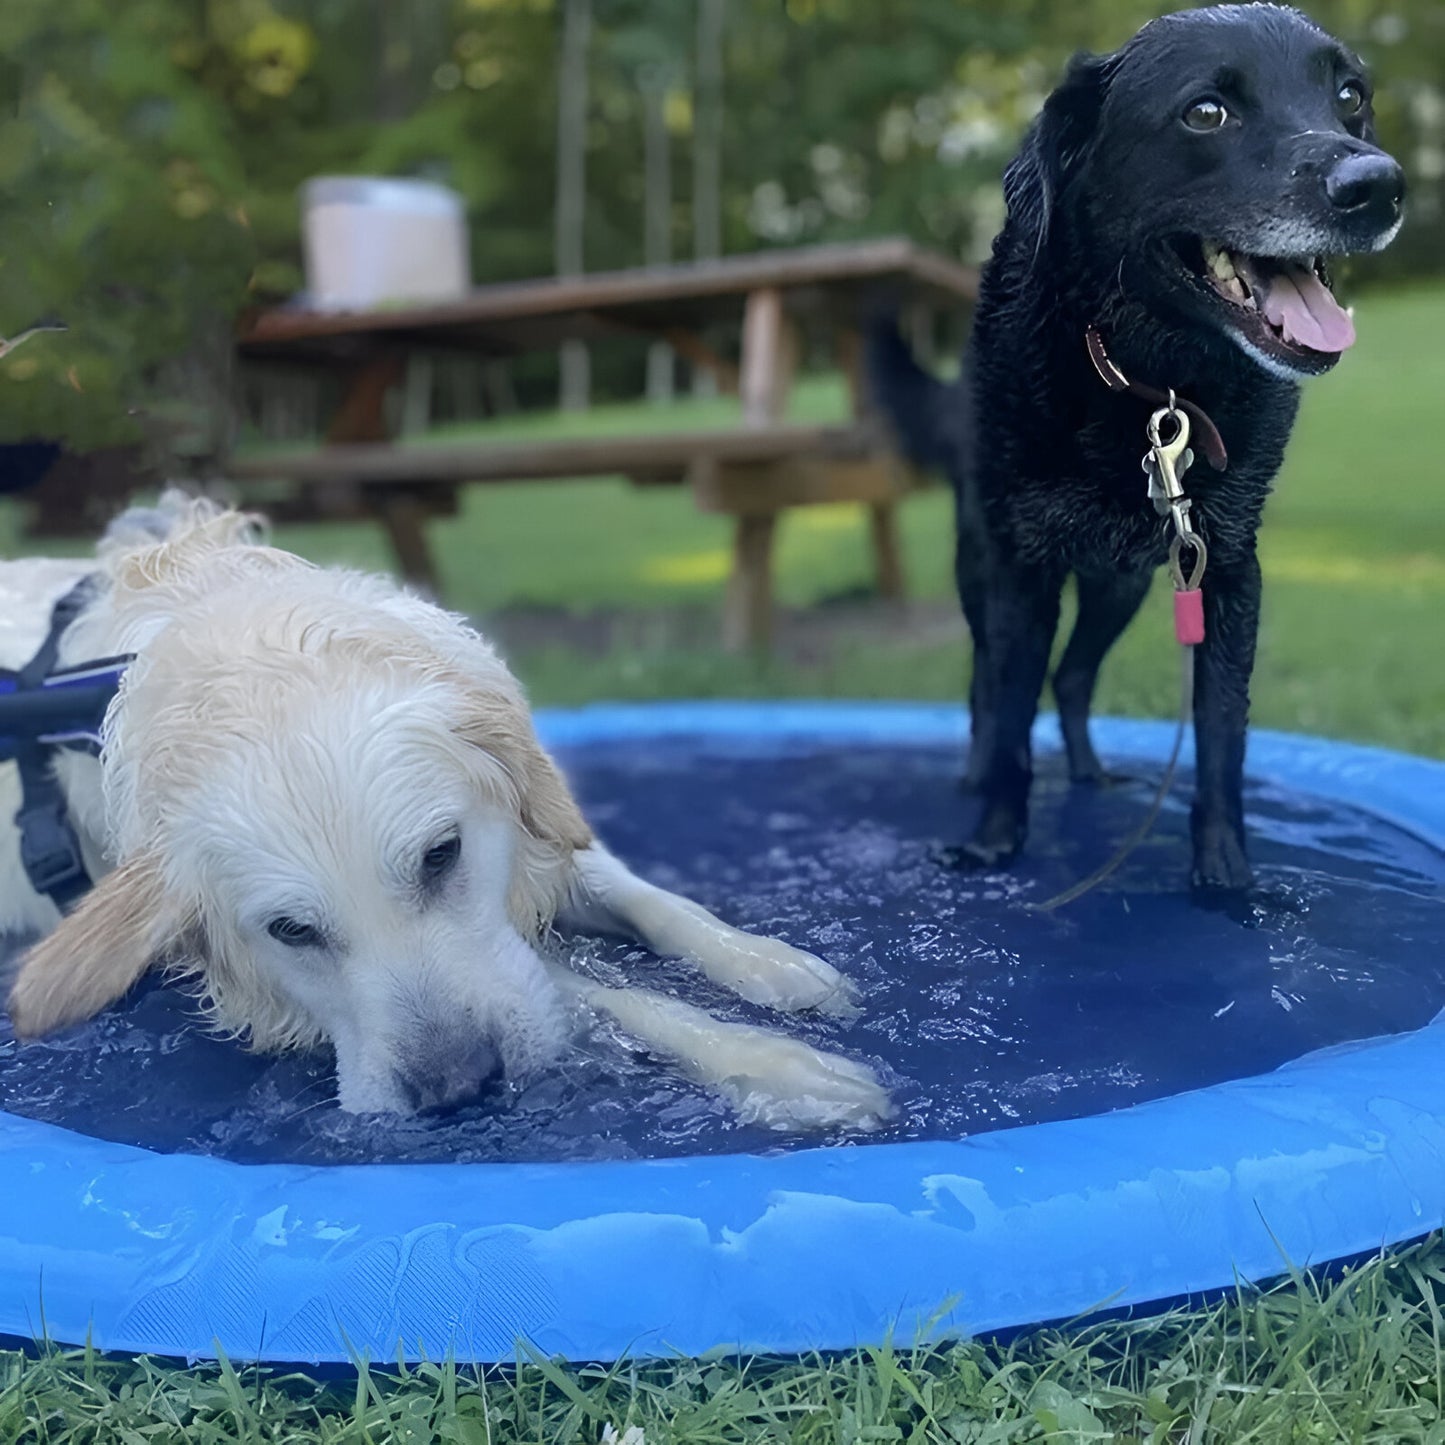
left=2, top=495, right=890, bottom=1129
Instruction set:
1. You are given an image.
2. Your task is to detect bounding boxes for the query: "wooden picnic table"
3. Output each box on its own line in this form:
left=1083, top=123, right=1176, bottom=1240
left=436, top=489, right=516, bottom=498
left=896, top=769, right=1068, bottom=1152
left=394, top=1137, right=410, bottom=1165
left=233, top=237, right=979, bottom=649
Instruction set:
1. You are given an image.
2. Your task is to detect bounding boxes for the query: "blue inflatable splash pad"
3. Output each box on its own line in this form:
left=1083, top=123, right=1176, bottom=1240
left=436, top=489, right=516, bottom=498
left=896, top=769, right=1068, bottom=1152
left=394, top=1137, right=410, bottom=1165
left=2, top=702, right=1445, bottom=1363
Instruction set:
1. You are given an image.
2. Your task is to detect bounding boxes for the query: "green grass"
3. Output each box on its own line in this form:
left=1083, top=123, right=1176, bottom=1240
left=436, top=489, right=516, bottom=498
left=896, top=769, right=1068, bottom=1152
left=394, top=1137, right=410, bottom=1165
left=8, top=1237, right=1445, bottom=1441
left=256, top=372, right=920, bottom=615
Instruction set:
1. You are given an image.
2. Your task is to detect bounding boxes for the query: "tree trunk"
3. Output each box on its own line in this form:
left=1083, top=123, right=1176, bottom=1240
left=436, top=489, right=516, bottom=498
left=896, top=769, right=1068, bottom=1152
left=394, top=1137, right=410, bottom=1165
left=693, top=0, right=724, bottom=263
left=375, top=0, right=406, bottom=122
left=691, top=0, right=725, bottom=397
left=641, top=65, right=674, bottom=404
left=555, top=0, right=591, bottom=411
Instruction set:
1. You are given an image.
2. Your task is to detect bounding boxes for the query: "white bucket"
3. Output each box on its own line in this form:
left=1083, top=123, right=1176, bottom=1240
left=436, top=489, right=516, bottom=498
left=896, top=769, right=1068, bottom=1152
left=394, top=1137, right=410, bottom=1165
left=301, top=176, right=471, bottom=312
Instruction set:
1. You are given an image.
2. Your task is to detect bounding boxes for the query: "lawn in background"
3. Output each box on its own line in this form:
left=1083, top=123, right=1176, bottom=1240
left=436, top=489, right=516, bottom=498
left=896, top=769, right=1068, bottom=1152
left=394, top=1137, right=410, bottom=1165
left=256, top=283, right=1445, bottom=754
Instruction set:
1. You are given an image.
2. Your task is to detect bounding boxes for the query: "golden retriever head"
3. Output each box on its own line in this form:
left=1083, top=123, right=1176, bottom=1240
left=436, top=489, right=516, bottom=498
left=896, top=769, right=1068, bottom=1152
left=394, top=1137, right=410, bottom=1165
left=8, top=503, right=592, bottom=1113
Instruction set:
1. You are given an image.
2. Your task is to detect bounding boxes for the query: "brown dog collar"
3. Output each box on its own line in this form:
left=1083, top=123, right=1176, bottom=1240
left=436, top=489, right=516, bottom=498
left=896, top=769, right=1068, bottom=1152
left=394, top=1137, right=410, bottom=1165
left=1085, top=327, right=1228, bottom=471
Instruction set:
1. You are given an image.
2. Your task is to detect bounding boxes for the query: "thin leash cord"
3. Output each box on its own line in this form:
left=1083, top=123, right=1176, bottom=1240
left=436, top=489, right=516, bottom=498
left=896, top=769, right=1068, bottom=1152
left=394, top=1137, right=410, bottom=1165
left=1027, top=644, right=1195, bottom=913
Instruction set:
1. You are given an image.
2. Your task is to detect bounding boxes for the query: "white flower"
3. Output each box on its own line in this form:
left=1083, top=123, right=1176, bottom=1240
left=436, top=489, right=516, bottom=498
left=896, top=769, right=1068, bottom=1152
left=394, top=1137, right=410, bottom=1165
left=601, top=1426, right=645, bottom=1445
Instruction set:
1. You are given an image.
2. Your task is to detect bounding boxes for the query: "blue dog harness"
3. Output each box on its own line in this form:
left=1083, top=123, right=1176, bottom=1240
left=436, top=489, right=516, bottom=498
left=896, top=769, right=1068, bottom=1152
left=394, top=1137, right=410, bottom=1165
left=0, top=577, right=131, bottom=909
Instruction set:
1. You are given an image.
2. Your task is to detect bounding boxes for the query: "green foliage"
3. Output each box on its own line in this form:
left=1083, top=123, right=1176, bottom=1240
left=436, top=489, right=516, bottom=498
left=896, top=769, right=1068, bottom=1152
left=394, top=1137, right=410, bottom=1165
left=0, top=1, right=255, bottom=451
left=2, top=0, right=1443, bottom=458
left=0, top=0, right=507, bottom=456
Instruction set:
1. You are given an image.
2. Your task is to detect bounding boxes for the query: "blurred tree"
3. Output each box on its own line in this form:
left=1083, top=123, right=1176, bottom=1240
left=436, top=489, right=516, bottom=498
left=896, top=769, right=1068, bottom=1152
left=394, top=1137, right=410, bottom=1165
left=712, top=0, right=1435, bottom=278
left=0, top=0, right=1438, bottom=458
left=0, top=0, right=484, bottom=461
left=555, top=0, right=591, bottom=411
left=0, top=0, right=256, bottom=460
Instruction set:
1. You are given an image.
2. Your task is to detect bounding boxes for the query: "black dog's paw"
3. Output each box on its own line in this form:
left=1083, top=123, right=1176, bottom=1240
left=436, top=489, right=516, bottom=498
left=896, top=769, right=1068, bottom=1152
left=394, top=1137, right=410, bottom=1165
left=937, top=840, right=1016, bottom=872
left=1190, top=884, right=1259, bottom=925
left=1061, top=737, right=1107, bottom=786
left=1192, top=881, right=1308, bottom=927
left=939, top=806, right=1027, bottom=872
left=1069, top=762, right=1138, bottom=789
left=1060, top=732, right=1138, bottom=788
left=1190, top=825, right=1254, bottom=896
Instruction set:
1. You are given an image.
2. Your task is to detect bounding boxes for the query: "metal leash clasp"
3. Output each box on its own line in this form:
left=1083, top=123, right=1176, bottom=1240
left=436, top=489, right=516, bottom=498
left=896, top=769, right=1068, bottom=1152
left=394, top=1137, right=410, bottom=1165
left=1142, top=392, right=1208, bottom=645
left=1143, top=392, right=1194, bottom=527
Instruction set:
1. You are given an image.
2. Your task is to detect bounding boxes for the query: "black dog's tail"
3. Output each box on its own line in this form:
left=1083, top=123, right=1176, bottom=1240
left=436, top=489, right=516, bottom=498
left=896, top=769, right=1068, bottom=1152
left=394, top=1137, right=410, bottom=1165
left=864, top=315, right=955, bottom=474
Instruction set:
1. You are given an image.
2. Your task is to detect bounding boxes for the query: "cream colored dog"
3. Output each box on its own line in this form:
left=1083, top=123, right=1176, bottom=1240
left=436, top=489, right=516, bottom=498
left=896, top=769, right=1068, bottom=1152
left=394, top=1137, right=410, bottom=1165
left=3, top=496, right=890, bottom=1129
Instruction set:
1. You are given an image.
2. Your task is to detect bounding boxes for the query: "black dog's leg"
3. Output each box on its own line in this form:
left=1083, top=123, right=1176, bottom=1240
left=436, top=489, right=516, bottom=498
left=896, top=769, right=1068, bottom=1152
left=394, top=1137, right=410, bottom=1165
left=954, top=494, right=994, bottom=789
left=1052, top=569, right=1153, bottom=783
left=958, top=562, right=1065, bottom=867
left=1190, top=551, right=1260, bottom=893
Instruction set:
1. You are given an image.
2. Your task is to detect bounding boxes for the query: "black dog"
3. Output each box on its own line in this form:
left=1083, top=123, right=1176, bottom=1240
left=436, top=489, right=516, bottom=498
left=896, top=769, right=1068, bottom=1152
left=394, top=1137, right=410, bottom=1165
left=872, top=4, right=1403, bottom=892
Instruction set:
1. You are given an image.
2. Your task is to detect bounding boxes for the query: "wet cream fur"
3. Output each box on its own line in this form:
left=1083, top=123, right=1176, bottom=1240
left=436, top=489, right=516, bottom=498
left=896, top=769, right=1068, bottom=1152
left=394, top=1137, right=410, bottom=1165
left=2, top=495, right=889, bottom=1129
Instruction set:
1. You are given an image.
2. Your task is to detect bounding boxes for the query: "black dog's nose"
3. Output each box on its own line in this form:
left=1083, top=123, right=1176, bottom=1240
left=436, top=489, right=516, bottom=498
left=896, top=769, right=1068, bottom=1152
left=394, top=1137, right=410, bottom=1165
left=1325, top=152, right=1405, bottom=221
left=398, top=1037, right=502, bottom=1113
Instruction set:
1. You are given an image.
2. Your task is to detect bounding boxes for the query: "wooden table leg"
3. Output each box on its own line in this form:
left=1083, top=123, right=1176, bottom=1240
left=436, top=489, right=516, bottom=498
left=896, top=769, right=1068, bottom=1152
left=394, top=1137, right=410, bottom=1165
left=720, top=289, right=800, bottom=652
left=740, top=288, right=798, bottom=428
left=323, top=356, right=449, bottom=597
left=836, top=325, right=870, bottom=420
left=723, top=513, right=776, bottom=653
left=662, top=328, right=739, bottom=394
left=868, top=500, right=905, bottom=602
left=374, top=489, right=442, bottom=598
left=328, top=356, right=404, bottom=443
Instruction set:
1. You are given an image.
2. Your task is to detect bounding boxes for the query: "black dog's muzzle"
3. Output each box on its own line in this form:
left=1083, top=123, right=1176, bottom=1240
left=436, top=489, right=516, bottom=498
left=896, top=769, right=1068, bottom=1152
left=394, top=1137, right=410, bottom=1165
left=1324, top=148, right=1405, bottom=231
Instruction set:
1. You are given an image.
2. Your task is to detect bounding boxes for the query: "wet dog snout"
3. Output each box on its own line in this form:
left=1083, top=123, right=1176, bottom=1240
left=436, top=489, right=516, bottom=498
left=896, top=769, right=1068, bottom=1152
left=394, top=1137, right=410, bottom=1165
left=396, top=1035, right=502, bottom=1113
left=1325, top=151, right=1405, bottom=226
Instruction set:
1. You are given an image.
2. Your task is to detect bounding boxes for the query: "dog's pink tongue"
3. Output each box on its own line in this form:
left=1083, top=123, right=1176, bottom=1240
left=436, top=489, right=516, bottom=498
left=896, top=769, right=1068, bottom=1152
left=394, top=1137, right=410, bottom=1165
left=1261, top=265, right=1356, bottom=353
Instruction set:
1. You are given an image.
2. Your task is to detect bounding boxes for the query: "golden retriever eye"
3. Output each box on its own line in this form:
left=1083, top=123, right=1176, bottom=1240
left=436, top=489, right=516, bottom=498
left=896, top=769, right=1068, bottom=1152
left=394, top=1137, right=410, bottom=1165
left=1336, top=81, right=1365, bottom=119
left=268, top=916, right=323, bottom=948
left=421, top=834, right=462, bottom=884
left=1183, top=98, right=1229, bottom=131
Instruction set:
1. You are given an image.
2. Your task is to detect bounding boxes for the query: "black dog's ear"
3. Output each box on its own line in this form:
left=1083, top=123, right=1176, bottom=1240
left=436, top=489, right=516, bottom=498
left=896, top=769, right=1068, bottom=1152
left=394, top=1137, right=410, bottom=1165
left=1004, top=51, right=1117, bottom=255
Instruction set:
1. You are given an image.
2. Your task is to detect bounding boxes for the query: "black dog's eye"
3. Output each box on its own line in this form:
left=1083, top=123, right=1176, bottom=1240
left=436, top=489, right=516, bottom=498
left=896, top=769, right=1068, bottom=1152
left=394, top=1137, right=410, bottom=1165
left=1336, top=81, right=1365, bottom=119
left=1182, top=98, right=1229, bottom=132
left=267, top=917, right=324, bottom=949
left=420, top=834, right=462, bottom=884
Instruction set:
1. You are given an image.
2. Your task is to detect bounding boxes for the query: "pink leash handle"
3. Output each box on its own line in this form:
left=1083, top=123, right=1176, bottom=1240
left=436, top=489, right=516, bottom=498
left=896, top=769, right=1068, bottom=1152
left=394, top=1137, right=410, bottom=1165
left=1174, top=587, right=1205, bottom=646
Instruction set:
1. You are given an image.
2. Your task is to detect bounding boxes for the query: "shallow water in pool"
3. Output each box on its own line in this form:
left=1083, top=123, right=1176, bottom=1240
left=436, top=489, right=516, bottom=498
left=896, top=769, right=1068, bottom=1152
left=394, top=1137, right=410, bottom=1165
left=2, top=737, right=1443, bottom=1165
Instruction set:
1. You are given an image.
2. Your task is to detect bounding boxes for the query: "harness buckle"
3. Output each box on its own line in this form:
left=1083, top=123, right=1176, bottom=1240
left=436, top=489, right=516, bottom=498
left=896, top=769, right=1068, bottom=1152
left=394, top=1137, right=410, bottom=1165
left=15, top=799, right=90, bottom=907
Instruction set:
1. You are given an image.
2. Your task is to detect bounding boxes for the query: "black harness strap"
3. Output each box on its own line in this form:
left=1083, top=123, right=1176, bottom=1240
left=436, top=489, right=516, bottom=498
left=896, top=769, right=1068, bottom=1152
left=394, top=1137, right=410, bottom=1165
left=2, top=578, right=119, bottom=910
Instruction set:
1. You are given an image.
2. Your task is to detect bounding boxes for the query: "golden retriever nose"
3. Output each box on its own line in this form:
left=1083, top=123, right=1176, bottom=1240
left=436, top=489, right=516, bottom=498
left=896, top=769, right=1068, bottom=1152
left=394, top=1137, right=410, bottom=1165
left=397, top=1037, right=501, bottom=1113
left=1326, top=151, right=1405, bottom=222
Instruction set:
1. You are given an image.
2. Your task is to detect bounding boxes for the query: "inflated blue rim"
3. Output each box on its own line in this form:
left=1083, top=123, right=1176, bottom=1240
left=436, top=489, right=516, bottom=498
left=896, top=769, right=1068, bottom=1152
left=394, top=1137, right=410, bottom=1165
left=4, top=701, right=1445, bottom=1365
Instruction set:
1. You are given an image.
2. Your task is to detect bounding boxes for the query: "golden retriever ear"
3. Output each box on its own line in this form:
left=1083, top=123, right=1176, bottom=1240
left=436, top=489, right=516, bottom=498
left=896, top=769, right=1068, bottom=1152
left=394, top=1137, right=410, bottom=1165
left=452, top=690, right=592, bottom=853
left=6, top=853, right=186, bottom=1038
left=517, top=745, right=594, bottom=853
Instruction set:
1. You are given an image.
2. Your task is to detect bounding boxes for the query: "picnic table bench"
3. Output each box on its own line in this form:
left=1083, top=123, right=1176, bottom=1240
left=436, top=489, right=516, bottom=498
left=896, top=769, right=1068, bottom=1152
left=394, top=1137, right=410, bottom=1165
left=233, top=236, right=979, bottom=649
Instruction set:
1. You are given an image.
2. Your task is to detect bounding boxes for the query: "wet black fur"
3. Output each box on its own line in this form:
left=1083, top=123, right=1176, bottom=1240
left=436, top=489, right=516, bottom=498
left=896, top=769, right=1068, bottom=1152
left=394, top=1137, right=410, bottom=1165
left=871, top=4, right=1403, bottom=893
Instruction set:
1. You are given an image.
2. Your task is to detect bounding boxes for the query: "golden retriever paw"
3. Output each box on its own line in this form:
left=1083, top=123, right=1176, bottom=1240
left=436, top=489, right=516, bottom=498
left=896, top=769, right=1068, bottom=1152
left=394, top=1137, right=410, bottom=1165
left=724, top=1038, right=894, bottom=1132
left=697, top=931, right=860, bottom=1016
